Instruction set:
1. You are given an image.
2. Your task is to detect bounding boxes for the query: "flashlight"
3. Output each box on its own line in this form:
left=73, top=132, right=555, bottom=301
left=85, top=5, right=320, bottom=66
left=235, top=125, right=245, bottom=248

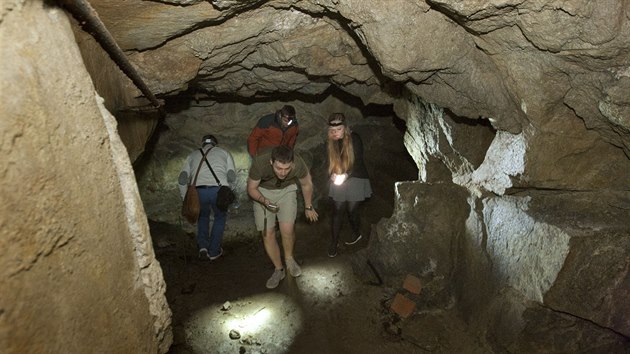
left=333, top=174, right=347, bottom=185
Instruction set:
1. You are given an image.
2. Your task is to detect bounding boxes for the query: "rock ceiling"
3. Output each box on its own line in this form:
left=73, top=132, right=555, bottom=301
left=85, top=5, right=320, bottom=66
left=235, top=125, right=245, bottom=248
left=86, top=0, right=629, bottom=159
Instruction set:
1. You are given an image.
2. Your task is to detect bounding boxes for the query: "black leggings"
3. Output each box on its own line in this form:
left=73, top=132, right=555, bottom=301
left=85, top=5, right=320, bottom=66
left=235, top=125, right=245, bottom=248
left=330, top=200, right=361, bottom=245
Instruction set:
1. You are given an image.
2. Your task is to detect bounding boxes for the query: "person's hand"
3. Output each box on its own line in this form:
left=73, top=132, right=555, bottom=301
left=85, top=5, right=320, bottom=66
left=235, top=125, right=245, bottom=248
left=331, top=173, right=348, bottom=185
left=305, top=209, right=319, bottom=222
left=265, top=202, right=279, bottom=213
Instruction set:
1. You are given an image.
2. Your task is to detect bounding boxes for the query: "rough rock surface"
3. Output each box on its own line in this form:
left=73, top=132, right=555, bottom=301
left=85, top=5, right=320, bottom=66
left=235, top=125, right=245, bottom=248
left=366, top=183, right=630, bottom=351
left=80, top=0, right=629, bottom=351
left=4, top=0, right=629, bottom=352
left=1, top=2, right=171, bottom=353
left=88, top=0, right=630, bottom=159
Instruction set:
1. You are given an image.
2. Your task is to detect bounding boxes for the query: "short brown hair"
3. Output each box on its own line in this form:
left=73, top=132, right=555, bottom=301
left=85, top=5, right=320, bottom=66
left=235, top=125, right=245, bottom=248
left=279, top=105, right=296, bottom=118
left=271, top=145, right=294, bottom=164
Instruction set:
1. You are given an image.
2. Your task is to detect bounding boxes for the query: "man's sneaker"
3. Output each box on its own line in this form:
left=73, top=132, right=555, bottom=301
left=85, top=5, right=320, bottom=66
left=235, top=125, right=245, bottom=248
left=327, top=243, right=338, bottom=258
left=209, top=248, right=224, bottom=261
left=344, top=234, right=362, bottom=245
left=286, top=258, right=302, bottom=277
left=198, top=248, right=211, bottom=261
left=266, top=269, right=286, bottom=289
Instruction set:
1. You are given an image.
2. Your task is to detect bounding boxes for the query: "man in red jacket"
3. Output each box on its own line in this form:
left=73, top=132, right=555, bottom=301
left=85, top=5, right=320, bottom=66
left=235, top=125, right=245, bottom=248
left=247, top=105, right=299, bottom=157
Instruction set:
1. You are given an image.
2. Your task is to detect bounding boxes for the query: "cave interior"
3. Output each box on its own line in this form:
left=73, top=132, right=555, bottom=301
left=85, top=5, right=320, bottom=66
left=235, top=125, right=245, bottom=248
left=2, top=1, right=630, bottom=353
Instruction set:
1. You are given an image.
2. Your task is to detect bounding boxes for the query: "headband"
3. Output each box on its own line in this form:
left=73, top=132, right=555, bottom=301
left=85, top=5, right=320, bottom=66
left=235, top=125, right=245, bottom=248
left=328, top=120, right=344, bottom=127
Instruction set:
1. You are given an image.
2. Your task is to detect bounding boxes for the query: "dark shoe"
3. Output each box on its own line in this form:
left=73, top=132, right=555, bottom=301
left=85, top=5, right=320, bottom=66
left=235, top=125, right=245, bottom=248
left=209, top=248, right=224, bottom=261
left=198, top=248, right=211, bottom=261
left=344, top=234, right=362, bottom=245
left=327, top=243, right=338, bottom=258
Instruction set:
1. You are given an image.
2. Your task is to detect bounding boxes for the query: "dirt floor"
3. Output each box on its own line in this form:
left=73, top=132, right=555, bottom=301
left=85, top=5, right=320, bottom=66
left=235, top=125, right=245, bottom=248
left=150, top=203, right=491, bottom=354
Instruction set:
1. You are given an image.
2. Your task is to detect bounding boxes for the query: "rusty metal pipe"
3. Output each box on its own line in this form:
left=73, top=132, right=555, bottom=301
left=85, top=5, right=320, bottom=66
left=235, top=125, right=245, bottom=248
left=57, top=0, right=162, bottom=109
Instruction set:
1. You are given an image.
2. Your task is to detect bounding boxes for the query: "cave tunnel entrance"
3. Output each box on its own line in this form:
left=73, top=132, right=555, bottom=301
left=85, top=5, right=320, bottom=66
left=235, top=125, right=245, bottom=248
left=133, top=86, right=461, bottom=353
left=133, top=85, right=421, bottom=237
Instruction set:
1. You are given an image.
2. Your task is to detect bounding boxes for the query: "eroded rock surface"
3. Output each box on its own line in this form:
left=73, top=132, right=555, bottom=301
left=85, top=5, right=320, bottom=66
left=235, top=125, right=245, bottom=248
left=88, top=0, right=630, bottom=160
left=6, top=0, right=628, bottom=352
left=79, top=0, right=629, bottom=351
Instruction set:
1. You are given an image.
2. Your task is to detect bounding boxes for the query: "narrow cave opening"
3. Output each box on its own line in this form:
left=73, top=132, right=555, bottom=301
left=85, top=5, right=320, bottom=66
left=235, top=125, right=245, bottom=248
left=134, top=86, right=420, bottom=233
left=137, top=88, right=428, bottom=353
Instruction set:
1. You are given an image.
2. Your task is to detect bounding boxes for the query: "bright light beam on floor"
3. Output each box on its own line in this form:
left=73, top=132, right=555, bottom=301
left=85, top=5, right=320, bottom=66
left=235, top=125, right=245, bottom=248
left=184, top=293, right=303, bottom=353
left=296, top=259, right=355, bottom=302
left=225, top=307, right=271, bottom=334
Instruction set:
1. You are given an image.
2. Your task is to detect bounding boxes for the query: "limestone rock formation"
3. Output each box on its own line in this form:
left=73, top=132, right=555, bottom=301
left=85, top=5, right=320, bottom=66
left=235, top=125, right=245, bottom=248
left=84, top=0, right=629, bottom=351
left=1, top=2, right=172, bottom=353
left=88, top=0, right=628, bottom=151
left=3, top=0, right=629, bottom=352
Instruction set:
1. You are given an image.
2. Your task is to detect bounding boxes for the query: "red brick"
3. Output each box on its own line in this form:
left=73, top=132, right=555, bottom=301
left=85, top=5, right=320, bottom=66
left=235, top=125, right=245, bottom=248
left=390, top=293, right=416, bottom=318
left=402, top=274, right=422, bottom=295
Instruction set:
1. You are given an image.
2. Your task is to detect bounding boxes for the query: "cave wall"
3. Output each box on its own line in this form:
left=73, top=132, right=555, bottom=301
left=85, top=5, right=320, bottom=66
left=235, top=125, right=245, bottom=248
left=29, top=0, right=629, bottom=351
left=372, top=96, right=630, bottom=351
left=90, top=0, right=629, bottom=159
left=71, top=24, right=160, bottom=163
left=0, top=2, right=171, bottom=352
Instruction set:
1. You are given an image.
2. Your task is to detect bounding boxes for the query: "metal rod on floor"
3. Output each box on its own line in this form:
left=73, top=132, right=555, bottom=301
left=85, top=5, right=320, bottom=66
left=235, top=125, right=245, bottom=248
left=56, top=0, right=162, bottom=109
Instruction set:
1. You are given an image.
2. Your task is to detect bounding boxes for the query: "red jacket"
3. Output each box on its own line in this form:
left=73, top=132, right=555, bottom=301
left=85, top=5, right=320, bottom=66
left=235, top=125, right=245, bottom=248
left=247, top=113, right=299, bottom=156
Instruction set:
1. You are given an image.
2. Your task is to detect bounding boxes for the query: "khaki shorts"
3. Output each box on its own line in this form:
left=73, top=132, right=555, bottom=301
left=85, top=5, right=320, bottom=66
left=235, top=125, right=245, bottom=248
left=254, top=186, right=298, bottom=231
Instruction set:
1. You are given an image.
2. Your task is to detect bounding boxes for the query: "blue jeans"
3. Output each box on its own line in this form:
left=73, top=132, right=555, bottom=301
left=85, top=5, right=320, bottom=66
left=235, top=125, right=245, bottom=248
left=197, top=186, right=227, bottom=257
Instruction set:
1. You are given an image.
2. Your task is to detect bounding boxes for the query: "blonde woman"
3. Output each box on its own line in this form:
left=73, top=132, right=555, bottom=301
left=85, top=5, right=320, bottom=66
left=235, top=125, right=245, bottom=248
left=326, top=113, right=372, bottom=257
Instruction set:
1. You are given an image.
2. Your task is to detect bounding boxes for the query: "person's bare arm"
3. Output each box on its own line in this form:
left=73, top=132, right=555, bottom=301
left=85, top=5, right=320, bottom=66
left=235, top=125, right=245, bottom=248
left=247, top=177, right=269, bottom=206
left=299, top=172, right=319, bottom=222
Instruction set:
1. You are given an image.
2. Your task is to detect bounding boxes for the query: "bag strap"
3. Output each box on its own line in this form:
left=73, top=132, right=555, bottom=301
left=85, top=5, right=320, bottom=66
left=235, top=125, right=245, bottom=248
left=201, top=148, right=223, bottom=187
left=190, top=147, right=213, bottom=186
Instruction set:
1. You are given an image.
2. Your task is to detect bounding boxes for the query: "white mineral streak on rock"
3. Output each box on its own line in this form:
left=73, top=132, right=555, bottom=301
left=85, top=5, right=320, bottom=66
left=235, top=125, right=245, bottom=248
left=483, top=196, right=570, bottom=302
left=470, top=131, right=526, bottom=196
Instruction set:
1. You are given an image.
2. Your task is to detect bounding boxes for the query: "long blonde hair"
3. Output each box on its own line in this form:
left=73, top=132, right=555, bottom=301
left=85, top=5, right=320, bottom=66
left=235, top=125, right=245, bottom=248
left=327, top=113, right=354, bottom=175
